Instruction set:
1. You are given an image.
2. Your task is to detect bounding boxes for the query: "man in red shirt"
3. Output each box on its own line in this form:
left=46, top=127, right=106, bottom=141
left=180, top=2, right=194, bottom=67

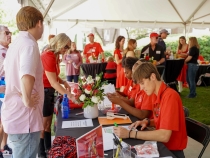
left=83, top=33, right=105, bottom=63
left=114, top=62, right=187, bottom=158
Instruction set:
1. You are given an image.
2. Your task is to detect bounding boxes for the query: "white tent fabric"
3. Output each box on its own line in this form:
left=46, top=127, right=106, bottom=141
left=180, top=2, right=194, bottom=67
left=19, top=0, right=210, bottom=29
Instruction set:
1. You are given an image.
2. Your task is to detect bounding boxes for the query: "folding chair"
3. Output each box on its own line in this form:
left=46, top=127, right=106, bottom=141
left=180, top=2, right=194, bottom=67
left=183, top=106, right=189, bottom=117
left=197, top=66, right=210, bottom=87
left=186, top=117, right=210, bottom=158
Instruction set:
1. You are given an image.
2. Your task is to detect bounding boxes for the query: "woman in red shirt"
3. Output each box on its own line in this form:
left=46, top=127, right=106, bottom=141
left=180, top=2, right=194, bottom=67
left=39, top=33, right=74, bottom=157
left=176, top=36, right=189, bottom=92
left=114, top=36, right=128, bottom=88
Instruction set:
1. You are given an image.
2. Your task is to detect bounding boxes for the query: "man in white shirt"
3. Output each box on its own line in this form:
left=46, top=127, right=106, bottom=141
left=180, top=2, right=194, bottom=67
left=2, top=6, right=44, bottom=158
left=0, top=25, right=12, bottom=157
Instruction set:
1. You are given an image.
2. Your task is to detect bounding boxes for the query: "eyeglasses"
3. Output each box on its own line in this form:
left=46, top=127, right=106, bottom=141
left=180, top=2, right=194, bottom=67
left=1, top=31, right=12, bottom=35
left=64, top=45, right=70, bottom=49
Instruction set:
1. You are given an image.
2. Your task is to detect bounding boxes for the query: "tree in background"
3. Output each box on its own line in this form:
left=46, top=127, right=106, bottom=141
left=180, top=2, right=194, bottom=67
left=125, top=28, right=152, bottom=40
left=0, top=0, right=19, bottom=35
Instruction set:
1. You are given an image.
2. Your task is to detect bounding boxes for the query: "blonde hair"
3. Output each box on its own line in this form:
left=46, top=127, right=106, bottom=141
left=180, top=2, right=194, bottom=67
left=48, top=33, right=71, bottom=54
left=124, top=39, right=136, bottom=56
left=133, top=62, right=161, bottom=83
left=107, top=56, right=114, bottom=62
left=189, top=37, right=200, bottom=49
left=16, top=6, right=43, bottom=31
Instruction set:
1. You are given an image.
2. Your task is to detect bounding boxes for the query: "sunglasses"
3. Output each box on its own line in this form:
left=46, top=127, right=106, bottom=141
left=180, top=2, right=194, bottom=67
left=64, top=45, right=70, bottom=49
left=1, top=31, right=12, bottom=35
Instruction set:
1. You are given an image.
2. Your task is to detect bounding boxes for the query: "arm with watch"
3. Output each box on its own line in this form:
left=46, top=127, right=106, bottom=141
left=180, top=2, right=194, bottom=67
left=113, top=118, right=172, bottom=143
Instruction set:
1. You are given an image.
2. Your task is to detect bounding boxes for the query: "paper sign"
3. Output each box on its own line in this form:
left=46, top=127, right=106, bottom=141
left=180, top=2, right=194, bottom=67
left=62, top=119, right=93, bottom=128
left=76, top=125, right=104, bottom=158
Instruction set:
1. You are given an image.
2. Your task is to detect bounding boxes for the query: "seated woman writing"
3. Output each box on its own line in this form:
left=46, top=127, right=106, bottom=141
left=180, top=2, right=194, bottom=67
left=107, top=57, right=153, bottom=120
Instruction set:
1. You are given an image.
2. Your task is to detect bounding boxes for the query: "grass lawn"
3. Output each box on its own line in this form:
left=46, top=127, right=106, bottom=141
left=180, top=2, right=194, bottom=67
left=180, top=86, right=210, bottom=125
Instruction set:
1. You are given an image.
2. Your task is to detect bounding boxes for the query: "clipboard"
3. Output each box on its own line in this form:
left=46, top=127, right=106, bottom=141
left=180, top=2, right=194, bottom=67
left=98, top=116, right=132, bottom=125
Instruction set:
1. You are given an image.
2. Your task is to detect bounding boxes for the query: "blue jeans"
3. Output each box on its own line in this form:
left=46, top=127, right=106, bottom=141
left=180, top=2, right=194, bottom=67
left=67, top=75, right=79, bottom=83
left=8, top=131, right=40, bottom=158
left=187, top=63, right=199, bottom=97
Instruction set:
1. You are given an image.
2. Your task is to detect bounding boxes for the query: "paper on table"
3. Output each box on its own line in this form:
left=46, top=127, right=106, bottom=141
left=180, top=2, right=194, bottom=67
left=62, top=119, right=93, bottom=128
left=102, top=126, right=135, bottom=151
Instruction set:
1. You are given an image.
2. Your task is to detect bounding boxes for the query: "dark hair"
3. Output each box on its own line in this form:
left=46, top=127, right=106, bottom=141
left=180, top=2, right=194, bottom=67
left=122, top=57, right=138, bottom=70
left=178, top=36, right=186, bottom=50
left=115, top=36, right=125, bottom=49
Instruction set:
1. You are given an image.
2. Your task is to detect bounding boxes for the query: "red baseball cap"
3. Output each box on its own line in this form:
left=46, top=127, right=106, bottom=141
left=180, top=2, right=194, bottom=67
left=87, top=33, right=94, bottom=37
left=150, top=32, right=159, bottom=38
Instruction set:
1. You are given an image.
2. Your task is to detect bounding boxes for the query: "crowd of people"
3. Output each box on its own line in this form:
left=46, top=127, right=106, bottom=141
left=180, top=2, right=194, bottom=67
left=0, top=4, right=204, bottom=158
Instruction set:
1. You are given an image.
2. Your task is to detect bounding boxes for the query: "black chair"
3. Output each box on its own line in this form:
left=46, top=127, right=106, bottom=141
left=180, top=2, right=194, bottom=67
left=197, top=66, right=210, bottom=87
left=186, top=117, right=210, bottom=158
left=183, top=106, right=189, bottom=117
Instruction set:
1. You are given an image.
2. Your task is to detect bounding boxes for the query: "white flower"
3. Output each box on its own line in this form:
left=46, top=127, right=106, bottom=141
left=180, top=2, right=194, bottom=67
left=85, top=89, right=91, bottom=94
left=95, top=76, right=100, bottom=81
left=86, top=76, right=94, bottom=84
left=91, top=96, right=100, bottom=104
left=79, top=94, right=86, bottom=102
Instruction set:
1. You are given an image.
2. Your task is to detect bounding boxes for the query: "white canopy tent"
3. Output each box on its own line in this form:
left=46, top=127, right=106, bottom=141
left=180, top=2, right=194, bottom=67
left=18, top=0, right=210, bottom=31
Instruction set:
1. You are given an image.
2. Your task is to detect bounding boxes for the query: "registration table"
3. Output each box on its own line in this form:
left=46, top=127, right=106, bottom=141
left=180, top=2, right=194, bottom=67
left=56, top=108, right=176, bottom=158
left=81, top=62, right=107, bottom=79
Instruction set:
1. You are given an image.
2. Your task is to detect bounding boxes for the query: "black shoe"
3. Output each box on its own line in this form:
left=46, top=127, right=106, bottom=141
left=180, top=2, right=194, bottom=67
left=3, top=144, right=12, bottom=154
left=0, top=151, right=3, bottom=158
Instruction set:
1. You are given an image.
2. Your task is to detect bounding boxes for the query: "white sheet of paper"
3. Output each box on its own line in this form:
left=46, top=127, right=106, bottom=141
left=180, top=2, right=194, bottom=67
left=102, top=84, right=116, bottom=94
left=102, top=126, right=134, bottom=151
left=62, top=119, right=93, bottom=128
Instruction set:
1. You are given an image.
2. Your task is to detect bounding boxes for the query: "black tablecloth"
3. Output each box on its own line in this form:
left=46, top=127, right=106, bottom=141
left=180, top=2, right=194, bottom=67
left=56, top=108, right=176, bottom=158
left=165, top=59, right=185, bottom=92
left=196, top=65, right=210, bottom=86
left=81, top=63, right=107, bottom=79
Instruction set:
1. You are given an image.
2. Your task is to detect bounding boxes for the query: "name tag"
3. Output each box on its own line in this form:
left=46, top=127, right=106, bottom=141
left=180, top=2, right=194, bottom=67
left=129, top=86, right=132, bottom=91
left=156, top=51, right=160, bottom=54
left=92, top=49, right=95, bottom=52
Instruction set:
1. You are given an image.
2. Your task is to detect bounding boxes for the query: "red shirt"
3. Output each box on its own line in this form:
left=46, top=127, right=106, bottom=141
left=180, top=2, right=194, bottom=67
left=104, top=61, right=117, bottom=79
left=123, top=80, right=140, bottom=99
left=152, top=82, right=187, bottom=150
left=41, top=51, right=59, bottom=88
left=135, top=90, right=154, bottom=118
left=114, top=49, right=123, bottom=65
left=83, top=42, right=103, bottom=61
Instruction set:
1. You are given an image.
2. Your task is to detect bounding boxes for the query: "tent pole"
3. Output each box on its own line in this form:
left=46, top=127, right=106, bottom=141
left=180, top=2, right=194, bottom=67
left=43, top=0, right=55, bottom=18
left=187, top=18, right=193, bottom=39
left=184, top=24, right=186, bottom=36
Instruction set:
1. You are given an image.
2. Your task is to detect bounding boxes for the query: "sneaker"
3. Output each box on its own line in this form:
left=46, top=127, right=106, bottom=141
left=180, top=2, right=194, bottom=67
left=3, top=145, right=12, bottom=154
left=0, top=151, right=3, bottom=158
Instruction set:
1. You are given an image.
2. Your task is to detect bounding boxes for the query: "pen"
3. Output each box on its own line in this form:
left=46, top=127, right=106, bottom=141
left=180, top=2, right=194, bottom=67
left=114, top=123, right=122, bottom=158
left=75, top=112, right=84, bottom=115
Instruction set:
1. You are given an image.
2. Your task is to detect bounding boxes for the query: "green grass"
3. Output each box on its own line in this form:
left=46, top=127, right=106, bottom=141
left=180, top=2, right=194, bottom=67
left=180, top=87, right=210, bottom=125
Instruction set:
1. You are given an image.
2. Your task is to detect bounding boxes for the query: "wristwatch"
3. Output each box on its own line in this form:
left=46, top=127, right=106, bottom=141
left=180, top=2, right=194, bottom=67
left=144, top=118, right=150, bottom=126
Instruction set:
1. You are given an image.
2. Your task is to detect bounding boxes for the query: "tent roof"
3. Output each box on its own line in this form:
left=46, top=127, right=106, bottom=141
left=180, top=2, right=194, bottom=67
left=22, top=0, right=210, bottom=28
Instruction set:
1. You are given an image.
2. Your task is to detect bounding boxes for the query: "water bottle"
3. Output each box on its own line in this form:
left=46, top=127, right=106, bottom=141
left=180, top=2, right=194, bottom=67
left=0, top=77, right=5, bottom=98
left=61, top=94, right=69, bottom=119
left=0, top=77, right=5, bottom=85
